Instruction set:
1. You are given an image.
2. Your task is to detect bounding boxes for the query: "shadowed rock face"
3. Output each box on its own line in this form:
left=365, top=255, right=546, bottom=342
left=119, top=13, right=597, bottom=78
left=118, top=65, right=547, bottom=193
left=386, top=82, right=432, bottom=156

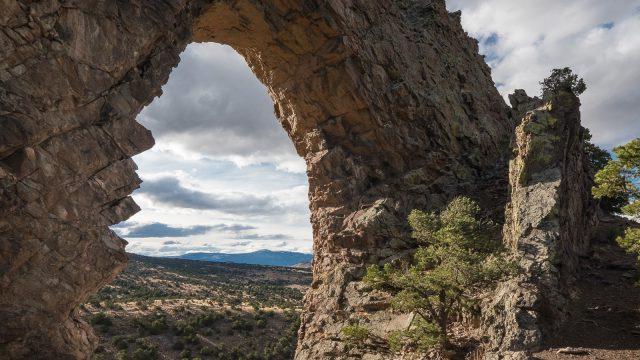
left=483, top=91, right=598, bottom=360
left=4, top=0, right=595, bottom=359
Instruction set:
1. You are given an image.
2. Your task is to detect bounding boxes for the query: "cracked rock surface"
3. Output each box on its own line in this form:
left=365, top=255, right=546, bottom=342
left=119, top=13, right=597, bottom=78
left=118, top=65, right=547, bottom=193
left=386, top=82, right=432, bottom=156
left=0, top=1, right=596, bottom=359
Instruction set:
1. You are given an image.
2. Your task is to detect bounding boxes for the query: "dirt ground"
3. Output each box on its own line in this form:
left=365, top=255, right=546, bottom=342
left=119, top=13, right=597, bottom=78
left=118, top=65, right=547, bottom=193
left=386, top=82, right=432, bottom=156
left=534, top=218, right=640, bottom=360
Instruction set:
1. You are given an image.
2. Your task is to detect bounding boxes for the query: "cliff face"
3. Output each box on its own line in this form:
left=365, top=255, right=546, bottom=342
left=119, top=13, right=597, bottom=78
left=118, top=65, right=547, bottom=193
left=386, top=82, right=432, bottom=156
left=483, top=90, right=598, bottom=359
left=0, top=1, right=597, bottom=359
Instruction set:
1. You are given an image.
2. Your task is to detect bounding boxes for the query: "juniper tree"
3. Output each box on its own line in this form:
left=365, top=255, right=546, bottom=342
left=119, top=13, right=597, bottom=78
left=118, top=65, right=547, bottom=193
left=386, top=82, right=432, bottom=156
left=540, top=67, right=587, bottom=98
left=363, top=197, right=514, bottom=351
left=592, top=138, right=640, bottom=271
left=583, top=128, right=627, bottom=212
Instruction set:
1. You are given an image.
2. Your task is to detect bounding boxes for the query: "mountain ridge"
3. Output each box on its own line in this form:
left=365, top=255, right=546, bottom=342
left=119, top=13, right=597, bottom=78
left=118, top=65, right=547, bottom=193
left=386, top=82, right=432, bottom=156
left=161, top=249, right=313, bottom=267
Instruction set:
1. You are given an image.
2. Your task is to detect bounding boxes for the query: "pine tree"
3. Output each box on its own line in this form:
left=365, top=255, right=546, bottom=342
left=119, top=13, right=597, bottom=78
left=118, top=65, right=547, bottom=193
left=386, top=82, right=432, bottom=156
left=592, top=138, right=640, bottom=272
left=540, top=67, right=587, bottom=98
left=362, top=197, right=514, bottom=352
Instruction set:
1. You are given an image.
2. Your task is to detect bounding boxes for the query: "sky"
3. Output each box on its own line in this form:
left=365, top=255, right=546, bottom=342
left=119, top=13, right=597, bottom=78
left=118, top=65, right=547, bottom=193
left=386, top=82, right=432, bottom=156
left=116, top=1, right=640, bottom=257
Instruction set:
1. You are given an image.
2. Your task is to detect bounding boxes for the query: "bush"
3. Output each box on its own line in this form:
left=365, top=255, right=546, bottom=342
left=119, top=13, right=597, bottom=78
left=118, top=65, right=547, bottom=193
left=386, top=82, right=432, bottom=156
left=341, top=324, right=370, bottom=347
left=171, top=340, right=185, bottom=351
left=173, top=320, right=196, bottom=336
left=115, top=350, right=128, bottom=360
left=112, top=335, right=129, bottom=350
left=90, top=312, right=112, bottom=327
left=132, top=340, right=158, bottom=360
left=134, top=315, right=168, bottom=335
left=364, top=197, right=515, bottom=351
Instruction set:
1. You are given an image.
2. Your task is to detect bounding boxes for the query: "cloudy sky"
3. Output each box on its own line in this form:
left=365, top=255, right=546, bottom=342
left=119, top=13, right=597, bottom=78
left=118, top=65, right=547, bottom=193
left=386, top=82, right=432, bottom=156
left=117, top=1, right=640, bottom=257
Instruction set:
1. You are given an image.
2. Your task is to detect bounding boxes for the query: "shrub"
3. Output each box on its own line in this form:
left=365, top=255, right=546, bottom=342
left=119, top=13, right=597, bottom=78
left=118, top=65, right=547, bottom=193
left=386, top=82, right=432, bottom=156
left=364, top=197, right=515, bottom=351
left=341, top=324, right=370, bottom=347
left=132, top=340, right=158, bottom=360
left=171, top=340, right=185, bottom=351
left=112, top=335, right=129, bottom=350
left=90, top=312, right=112, bottom=327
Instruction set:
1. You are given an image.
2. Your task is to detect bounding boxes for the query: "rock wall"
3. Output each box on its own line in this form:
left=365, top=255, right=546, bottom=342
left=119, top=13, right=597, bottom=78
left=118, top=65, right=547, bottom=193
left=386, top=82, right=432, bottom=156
left=5, top=1, right=606, bottom=359
left=483, top=90, right=598, bottom=360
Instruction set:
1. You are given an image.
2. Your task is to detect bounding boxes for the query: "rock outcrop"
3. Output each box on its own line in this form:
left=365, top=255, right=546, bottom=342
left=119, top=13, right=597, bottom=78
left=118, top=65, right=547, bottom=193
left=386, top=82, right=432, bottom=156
left=483, top=90, right=598, bottom=359
left=0, top=1, right=597, bottom=359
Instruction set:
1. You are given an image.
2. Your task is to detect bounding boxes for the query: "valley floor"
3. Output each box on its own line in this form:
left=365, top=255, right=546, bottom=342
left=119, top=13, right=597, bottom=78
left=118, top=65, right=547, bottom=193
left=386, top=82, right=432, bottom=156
left=80, top=254, right=311, bottom=360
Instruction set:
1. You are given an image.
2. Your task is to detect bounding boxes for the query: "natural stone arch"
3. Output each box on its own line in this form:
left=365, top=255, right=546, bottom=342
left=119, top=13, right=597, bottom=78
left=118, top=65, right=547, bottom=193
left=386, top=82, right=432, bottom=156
left=0, top=1, right=513, bottom=358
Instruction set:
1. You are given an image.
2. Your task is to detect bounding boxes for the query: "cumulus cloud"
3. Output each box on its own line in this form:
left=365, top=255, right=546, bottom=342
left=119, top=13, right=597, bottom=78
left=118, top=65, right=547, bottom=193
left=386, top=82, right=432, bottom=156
left=121, top=220, right=291, bottom=241
left=125, top=222, right=214, bottom=238
left=448, top=0, right=640, bottom=148
left=210, top=223, right=256, bottom=232
left=137, top=176, right=288, bottom=215
left=237, top=233, right=292, bottom=240
left=137, top=43, right=304, bottom=171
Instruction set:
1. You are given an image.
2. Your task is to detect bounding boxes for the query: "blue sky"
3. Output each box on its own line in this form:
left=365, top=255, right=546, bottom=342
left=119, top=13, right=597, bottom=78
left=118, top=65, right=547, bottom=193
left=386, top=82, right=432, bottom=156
left=118, top=1, right=640, bottom=257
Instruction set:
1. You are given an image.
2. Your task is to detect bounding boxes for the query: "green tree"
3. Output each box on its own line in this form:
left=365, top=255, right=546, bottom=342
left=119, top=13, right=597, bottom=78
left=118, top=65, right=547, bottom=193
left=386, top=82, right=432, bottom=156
left=540, top=67, right=587, bottom=98
left=363, top=197, right=514, bottom=351
left=341, top=324, right=371, bottom=348
left=583, top=129, right=627, bottom=212
left=584, top=129, right=610, bottom=173
left=592, top=138, right=640, bottom=270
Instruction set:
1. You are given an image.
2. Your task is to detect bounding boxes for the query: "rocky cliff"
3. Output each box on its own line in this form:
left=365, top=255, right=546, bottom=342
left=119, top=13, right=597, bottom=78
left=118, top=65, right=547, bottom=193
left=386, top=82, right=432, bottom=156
left=483, top=90, right=598, bottom=359
left=0, top=1, right=596, bottom=359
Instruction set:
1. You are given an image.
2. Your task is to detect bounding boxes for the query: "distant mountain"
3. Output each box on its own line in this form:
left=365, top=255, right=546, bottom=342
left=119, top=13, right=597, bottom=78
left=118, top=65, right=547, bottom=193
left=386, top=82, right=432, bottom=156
left=171, top=250, right=313, bottom=267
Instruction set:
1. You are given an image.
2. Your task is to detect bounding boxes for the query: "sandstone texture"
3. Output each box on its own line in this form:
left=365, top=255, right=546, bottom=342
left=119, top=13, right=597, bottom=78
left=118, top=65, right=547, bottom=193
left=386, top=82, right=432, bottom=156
left=0, top=1, right=597, bottom=359
left=482, top=91, right=598, bottom=360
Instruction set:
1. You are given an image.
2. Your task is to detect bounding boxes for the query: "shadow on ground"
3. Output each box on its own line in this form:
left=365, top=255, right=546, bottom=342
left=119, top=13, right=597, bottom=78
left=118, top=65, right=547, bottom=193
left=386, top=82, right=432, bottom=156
left=535, top=216, right=640, bottom=360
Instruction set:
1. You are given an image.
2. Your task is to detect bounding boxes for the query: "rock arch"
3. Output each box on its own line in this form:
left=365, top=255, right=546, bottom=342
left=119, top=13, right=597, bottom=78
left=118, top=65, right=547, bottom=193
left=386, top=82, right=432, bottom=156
left=0, top=0, right=514, bottom=358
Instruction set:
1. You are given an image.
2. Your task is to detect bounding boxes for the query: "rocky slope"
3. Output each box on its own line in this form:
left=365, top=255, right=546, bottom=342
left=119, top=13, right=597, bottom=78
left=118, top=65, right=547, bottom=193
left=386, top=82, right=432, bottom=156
left=0, top=1, right=600, bottom=359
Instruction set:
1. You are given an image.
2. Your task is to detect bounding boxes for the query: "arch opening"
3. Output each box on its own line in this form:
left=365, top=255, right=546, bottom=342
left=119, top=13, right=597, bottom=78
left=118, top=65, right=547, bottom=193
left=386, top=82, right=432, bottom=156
left=77, top=41, right=315, bottom=358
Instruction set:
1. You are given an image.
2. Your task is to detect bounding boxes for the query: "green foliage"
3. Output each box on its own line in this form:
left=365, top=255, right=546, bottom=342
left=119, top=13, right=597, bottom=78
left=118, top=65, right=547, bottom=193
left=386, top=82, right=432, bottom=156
left=584, top=129, right=612, bottom=173
left=583, top=129, right=627, bottom=212
left=540, top=67, right=587, bottom=98
left=618, top=228, right=640, bottom=255
left=364, top=197, right=515, bottom=352
left=387, top=318, right=439, bottom=353
left=593, top=138, right=640, bottom=279
left=617, top=228, right=640, bottom=282
left=131, top=339, right=158, bottom=360
left=84, top=255, right=308, bottom=360
left=593, top=138, right=640, bottom=216
left=90, top=312, right=112, bottom=327
left=341, top=324, right=371, bottom=347
left=112, top=335, right=130, bottom=350
left=134, top=314, right=168, bottom=335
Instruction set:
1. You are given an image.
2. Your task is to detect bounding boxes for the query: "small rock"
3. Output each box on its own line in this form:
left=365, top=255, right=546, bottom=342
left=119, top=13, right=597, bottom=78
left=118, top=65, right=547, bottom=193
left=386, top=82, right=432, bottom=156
left=557, top=347, right=590, bottom=355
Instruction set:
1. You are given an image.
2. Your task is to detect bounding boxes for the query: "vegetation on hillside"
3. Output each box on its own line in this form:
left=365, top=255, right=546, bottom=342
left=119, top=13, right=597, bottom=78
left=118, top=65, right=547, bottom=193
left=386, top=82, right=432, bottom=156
left=83, top=254, right=311, bottom=360
left=348, top=197, right=515, bottom=354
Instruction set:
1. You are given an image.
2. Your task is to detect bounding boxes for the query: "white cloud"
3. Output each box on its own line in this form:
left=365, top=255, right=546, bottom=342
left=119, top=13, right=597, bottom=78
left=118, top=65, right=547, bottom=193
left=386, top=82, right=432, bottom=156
left=137, top=42, right=305, bottom=172
left=448, top=0, right=640, bottom=148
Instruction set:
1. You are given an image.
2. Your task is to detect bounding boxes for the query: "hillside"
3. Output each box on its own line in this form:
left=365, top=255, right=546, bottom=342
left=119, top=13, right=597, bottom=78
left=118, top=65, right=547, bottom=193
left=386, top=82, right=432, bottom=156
left=80, top=254, right=311, bottom=360
left=171, top=250, right=313, bottom=267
